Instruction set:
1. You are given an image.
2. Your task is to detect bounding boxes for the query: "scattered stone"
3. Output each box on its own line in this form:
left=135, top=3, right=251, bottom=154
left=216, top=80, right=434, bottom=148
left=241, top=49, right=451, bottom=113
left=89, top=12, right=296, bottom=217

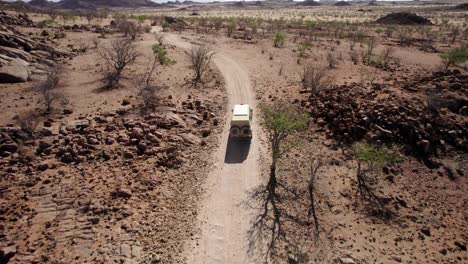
left=1, top=143, right=18, bottom=153
left=0, top=246, right=16, bottom=263
left=120, top=243, right=131, bottom=258
left=112, top=188, right=132, bottom=199
left=340, top=257, right=356, bottom=264
left=123, top=151, right=134, bottom=159
left=37, top=163, right=49, bottom=172
left=454, top=241, right=466, bottom=251
left=421, top=226, right=431, bottom=237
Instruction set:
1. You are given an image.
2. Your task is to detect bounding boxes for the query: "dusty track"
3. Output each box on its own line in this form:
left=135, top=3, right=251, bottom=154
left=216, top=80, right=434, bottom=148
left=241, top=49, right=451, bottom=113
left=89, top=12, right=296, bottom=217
left=160, top=30, right=262, bottom=263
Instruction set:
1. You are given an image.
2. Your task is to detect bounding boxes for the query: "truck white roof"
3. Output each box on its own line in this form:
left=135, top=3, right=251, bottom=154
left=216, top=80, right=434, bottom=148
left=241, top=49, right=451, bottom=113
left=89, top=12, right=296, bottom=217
left=233, top=104, right=250, bottom=116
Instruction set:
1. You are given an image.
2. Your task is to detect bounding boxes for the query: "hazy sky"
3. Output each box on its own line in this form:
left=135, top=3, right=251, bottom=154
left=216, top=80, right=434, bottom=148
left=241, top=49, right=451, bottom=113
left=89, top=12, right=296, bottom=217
left=19, top=0, right=417, bottom=2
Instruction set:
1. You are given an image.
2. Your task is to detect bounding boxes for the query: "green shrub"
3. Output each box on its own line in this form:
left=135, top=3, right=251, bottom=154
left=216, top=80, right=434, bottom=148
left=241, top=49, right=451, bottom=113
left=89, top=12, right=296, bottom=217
left=354, top=143, right=402, bottom=167
left=152, top=44, right=175, bottom=65
left=440, top=48, right=468, bottom=70
left=273, top=31, right=285, bottom=48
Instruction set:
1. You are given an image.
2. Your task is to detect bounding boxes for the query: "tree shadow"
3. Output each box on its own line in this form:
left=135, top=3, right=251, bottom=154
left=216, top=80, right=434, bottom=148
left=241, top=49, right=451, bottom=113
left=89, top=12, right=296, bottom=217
left=245, top=170, right=314, bottom=263
left=224, top=137, right=251, bottom=164
left=246, top=169, right=281, bottom=264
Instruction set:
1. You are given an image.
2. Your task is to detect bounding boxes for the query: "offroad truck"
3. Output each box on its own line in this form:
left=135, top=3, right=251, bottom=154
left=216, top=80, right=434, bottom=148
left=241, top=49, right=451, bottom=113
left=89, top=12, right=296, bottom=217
left=230, top=104, right=253, bottom=138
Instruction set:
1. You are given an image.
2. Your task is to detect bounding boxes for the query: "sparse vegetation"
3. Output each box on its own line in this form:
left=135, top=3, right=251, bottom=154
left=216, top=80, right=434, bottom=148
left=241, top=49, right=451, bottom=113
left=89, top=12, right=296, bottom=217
left=152, top=44, right=174, bottom=65
left=326, top=51, right=337, bottom=68
left=353, top=143, right=402, bottom=216
left=440, top=48, right=468, bottom=70
left=117, top=19, right=141, bottom=40
left=37, top=67, right=63, bottom=115
left=273, top=31, right=285, bottom=48
left=1, top=4, right=466, bottom=264
left=301, top=63, right=328, bottom=95
left=190, top=44, right=215, bottom=84
left=98, top=38, right=139, bottom=89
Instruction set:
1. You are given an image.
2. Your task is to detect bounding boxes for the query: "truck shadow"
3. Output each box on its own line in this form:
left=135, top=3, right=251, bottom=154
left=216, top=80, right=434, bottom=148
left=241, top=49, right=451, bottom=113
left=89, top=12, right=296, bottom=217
left=224, top=137, right=251, bottom=164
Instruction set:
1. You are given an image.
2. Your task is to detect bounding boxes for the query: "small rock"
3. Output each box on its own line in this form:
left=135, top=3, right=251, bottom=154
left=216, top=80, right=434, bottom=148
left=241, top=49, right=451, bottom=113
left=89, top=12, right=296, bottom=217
left=131, top=245, right=142, bottom=258
left=0, top=246, right=16, bottom=263
left=37, top=163, right=49, bottom=172
left=120, top=243, right=131, bottom=258
left=1, top=143, right=18, bottom=153
left=61, top=153, right=74, bottom=163
left=421, top=226, right=431, bottom=237
left=122, top=98, right=131, bottom=106
left=340, top=258, right=356, bottom=264
left=40, top=30, right=50, bottom=37
left=123, top=151, right=134, bottom=159
left=454, top=241, right=466, bottom=251
left=112, top=188, right=132, bottom=199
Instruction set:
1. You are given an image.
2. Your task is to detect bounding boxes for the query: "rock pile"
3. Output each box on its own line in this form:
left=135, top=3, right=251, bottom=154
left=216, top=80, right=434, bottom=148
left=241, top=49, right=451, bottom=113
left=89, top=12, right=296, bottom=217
left=376, top=12, right=432, bottom=25
left=0, top=12, right=74, bottom=83
left=1, top=97, right=219, bottom=168
left=305, top=71, right=467, bottom=159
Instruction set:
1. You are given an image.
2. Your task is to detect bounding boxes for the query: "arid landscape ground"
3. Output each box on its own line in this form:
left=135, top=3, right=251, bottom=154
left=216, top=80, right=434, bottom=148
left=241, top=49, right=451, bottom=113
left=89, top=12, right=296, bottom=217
left=0, top=0, right=467, bottom=264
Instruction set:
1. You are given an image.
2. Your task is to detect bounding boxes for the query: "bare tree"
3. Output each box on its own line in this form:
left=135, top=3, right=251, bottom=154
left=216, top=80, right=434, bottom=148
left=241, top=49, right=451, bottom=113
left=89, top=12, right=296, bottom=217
left=301, top=63, right=328, bottom=95
left=98, top=38, right=139, bottom=89
left=85, top=11, right=95, bottom=25
left=380, top=46, right=394, bottom=67
left=48, top=10, right=58, bottom=21
left=364, top=37, right=376, bottom=65
left=190, top=44, right=215, bottom=84
left=37, top=67, right=63, bottom=114
left=135, top=50, right=164, bottom=114
left=308, top=158, right=322, bottom=237
left=350, top=50, right=359, bottom=65
left=17, top=110, right=41, bottom=139
left=326, top=51, right=337, bottom=68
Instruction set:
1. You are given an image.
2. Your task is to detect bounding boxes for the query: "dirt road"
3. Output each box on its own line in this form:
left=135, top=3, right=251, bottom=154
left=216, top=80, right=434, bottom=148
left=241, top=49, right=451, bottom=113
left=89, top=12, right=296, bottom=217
left=161, top=31, right=262, bottom=263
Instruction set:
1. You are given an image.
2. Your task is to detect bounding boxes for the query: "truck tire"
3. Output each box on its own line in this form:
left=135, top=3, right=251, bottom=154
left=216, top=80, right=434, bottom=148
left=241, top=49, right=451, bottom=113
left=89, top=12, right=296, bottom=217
left=230, top=126, right=240, bottom=137
left=241, top=126, right=251, bottom=136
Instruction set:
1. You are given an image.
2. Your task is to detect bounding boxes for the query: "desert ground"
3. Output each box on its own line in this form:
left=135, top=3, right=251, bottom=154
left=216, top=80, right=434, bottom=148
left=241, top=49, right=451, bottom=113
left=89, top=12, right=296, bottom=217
left=0, top=1, right=467, bottom=264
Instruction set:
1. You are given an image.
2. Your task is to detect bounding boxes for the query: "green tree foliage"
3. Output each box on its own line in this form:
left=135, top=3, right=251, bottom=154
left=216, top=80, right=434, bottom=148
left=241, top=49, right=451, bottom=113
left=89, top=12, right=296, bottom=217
left=354, top=143, right=402, bottom=168
left=261, top=102, right=309, bottom=172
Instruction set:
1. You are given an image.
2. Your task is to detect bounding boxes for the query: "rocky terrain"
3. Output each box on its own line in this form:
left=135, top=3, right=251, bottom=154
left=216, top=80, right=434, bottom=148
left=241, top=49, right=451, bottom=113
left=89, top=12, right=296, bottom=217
left=0, top=11, right=73, bottom=83
left=0, top=8, right=228, bottom=264
left=305, top=70, right=467, bottom=161
left=0, top=1, right=467, bottom=264
left=0, top=94, right=225, bottom=263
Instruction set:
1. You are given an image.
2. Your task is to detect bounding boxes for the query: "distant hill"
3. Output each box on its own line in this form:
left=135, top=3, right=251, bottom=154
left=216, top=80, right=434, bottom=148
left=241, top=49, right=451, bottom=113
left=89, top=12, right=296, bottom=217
left=295, top=0, right=321, bottom=7
left=29, top=0, right=159, bottom=9
left=335, top=1, right=351, bottom=6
